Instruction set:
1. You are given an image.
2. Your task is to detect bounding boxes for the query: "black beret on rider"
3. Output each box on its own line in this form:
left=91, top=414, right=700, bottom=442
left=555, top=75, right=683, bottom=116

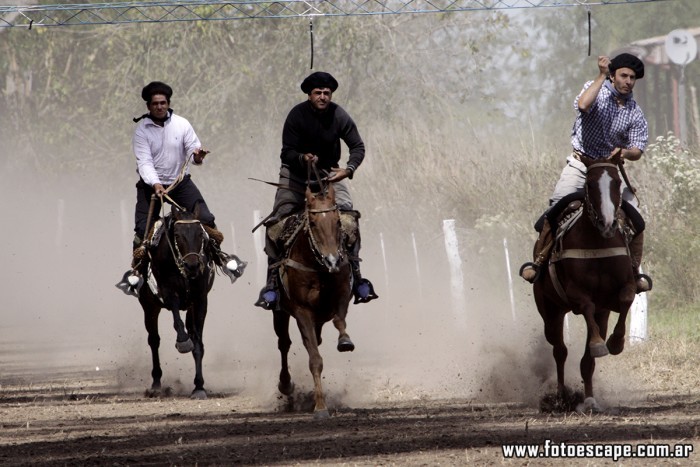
left=300, top=72, right=338, bottom=94
left=609, top=53, right=644, bottom=80
left=141, top=81, right=173, bottom=102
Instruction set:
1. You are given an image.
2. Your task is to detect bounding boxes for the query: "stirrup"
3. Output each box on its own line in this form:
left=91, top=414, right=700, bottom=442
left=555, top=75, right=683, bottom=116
left=115, top=270, right=143, bottom=297
left=219, top=253, right=247, bottom=283
left=254, top=287, right=278, bottom=310
left=353, top=278, right=378, bottom=304
left=519, top=262, right=541, bottom=283
left=635, top=273, right=652, bottom=293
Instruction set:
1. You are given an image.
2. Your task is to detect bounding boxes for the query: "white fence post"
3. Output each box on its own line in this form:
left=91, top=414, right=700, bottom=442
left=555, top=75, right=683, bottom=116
left=252, top=210, right=265, bottom=286
left=442, top=219, right=465, bottom=326
left=629, top=266, right=648, bottom=343
left=379, top=232, right=389, bottom=299
left=411, top=232, right=423, bottom=301
left=503, top=237, right=517, bottom=321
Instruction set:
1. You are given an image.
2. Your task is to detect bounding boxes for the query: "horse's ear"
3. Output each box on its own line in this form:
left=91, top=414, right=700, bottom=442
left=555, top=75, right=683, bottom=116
left=327, top=182, right=335, bottom=198
left=305, top=186, right=314, bottom=204
left=193, top=202, right=201, bottom=219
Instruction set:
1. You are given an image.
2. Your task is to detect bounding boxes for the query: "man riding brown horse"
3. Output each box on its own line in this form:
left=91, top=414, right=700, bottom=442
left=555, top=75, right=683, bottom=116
left=520, top=53, right=652, bottom=294
left=255, top=71, right=378, bottom=310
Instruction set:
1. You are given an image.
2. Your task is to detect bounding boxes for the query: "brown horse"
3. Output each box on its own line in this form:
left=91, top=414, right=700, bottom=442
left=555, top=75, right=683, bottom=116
left=138, top=206, right=215, bottom=400
left=272, top=181, right=354, bottom=419
left=534, top=154, right=637, bottom=413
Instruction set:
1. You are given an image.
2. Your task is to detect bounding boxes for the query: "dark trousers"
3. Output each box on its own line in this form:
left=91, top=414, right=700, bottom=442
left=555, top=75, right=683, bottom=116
left=134, top=174, right=215, bottom=239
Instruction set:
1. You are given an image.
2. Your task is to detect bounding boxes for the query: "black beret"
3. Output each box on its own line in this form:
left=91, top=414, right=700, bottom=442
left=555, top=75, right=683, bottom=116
left=609, top=53, right=644, bottom=80
left=300, top=72, right=338, bottom=94
left=141, top=81, right=173, bottom=102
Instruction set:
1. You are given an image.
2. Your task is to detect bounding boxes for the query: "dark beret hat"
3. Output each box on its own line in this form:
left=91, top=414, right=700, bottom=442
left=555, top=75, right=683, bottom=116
left=300, top=72, right=338, bottom=94
left=141, top=81, right=173, bottom=102
left=609, top=53, right=644, bottom=80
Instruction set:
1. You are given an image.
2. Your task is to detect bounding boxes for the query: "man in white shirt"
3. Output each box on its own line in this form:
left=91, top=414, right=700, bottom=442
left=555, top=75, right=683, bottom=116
left=116, top=81, right=243, bottom=296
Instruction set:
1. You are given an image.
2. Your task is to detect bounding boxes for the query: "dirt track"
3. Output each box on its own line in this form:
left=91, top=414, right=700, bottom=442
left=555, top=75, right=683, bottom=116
left=2, top=361, right=699, bottom=466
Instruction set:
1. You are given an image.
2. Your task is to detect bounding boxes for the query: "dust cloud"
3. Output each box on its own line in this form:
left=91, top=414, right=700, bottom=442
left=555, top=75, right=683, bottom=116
left=0, top=163, right=566, bottom=411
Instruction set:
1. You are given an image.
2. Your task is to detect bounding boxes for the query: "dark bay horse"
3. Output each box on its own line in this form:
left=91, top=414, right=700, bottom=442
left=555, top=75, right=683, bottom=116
left=273, top=181, right=354, bottom=419
left=138, top=205, right=214, bottom=399
left=534, top=153, right=637, bottom=413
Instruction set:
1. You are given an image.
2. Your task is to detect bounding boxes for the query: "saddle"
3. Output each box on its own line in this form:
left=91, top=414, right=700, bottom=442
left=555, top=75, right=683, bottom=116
left=266, top=210, right=360, bottom=258
left=536, top=192, right=644, bottom=242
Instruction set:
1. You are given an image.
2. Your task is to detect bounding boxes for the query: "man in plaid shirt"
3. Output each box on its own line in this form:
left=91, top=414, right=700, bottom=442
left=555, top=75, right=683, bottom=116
left=520, top=53, right=652, bottom=293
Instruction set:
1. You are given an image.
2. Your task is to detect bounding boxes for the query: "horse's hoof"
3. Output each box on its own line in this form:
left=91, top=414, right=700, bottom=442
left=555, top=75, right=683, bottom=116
left=589, top=342, right=609, bottom=358
left=191, top=389, right=207, bottom=400
left=176, top=339, right=194, bottom=353
left=606, top=334, right=625, bottom=355
left=144, top=388, right=161, bottom=398
left=279, top=380, right=295, bottom=396
left=337, top=336, right=355, bottom=352
left=313, top=409, right=330, bottom=420
left=576, top=397, right=603, bottom=414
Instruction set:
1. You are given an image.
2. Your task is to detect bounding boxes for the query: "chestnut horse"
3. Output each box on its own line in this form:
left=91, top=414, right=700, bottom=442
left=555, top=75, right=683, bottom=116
left=534, top=153, right=637, bottom=412
left=272, top=181, right=354, bottom=419
left=138, top=206, right=214, bottom=400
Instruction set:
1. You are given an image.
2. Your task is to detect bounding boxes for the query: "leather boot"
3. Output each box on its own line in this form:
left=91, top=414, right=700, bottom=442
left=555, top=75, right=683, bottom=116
left=255, top=229, right=281, bottom=310
left=344, top=215, right=378, bottom=304
left=629, top=232, right=652, bottom=293
left=255, top=258, right=279, bottom=310
left=519, top=217, right=554, bottom=283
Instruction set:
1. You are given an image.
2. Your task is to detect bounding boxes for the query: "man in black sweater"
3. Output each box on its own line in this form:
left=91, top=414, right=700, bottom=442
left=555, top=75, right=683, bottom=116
left=255, top=71, right=378, bottom=310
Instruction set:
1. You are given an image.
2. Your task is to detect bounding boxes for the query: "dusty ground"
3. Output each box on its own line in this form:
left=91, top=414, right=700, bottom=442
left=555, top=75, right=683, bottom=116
left=1, top=358, right=699, bottom=466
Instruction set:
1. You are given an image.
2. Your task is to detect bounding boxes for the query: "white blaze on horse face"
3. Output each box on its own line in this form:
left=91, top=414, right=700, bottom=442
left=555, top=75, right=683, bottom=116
left=597, top=171, right=617, bottom=228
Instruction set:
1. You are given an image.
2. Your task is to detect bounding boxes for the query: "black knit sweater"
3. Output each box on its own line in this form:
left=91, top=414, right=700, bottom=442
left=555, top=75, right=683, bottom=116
left=280, top=101, right=365, bottom=179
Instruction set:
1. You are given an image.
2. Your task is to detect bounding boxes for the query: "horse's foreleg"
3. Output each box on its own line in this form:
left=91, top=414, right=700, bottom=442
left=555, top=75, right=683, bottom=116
left=188, top=299, right=208, bottom=400
left=607, top=304, right=631, bottom=356
left=295, top=311, right=329, bottom=419
left=576, top=301, right=607, bottom=358
left=581, top=310, right=609, bottom=400
left=144, top=306, right=163, bottom=394
left=273, top=309, right=294, bottom=396
left=167, top=298, right=193, bottom=353
left=542, top=309, right=568, bottom=396
left=332, top=314, right=354, bottom=352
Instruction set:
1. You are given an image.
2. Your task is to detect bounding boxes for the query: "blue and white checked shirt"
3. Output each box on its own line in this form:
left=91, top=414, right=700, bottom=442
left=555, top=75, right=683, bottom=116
left=571, top=81, right=648, bottom=159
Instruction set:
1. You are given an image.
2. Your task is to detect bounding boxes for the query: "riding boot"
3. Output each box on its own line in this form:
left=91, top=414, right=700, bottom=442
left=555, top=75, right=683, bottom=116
left=519, top=216, right=554, bottom=283
left=255, top=228, right=282, bottom=310
left=254, top=262, right=279, bottom=310
left=203, top=224, right=246, bottom=283
left=344, top=214, right=378, bottom=304
left=629, top=232, right=652, bottom=293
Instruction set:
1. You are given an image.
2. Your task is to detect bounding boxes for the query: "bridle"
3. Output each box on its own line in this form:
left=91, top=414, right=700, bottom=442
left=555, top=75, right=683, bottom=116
left=304, top=201, right=344, bottom=270
left=584, top=161, right=621, bottom=236
left=167, top=218, right=208, bottom=278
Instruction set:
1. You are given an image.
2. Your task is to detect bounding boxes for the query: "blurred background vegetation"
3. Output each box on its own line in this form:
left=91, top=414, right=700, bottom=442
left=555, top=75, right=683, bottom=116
left=1, top=0, right=699, bottom=311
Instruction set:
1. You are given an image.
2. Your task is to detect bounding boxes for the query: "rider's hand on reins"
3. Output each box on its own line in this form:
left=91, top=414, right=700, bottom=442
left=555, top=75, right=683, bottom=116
left=303, top=153, right=318, bottom=164
left=609, top=147, right=623, bottom=165
left=154, top=183, right=166, bottom=198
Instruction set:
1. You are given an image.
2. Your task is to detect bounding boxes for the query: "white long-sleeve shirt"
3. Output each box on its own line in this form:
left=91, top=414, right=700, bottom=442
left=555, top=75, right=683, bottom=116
left=132, top=112, right=201, bottom=186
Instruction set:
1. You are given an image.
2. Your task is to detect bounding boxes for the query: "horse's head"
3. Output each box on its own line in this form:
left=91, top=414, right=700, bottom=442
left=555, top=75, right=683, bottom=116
left=304, top=183, right=344, bottom=272
left=582, top=154, right=623, bottom=239
left=171, top=207, right=208, bottom=279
